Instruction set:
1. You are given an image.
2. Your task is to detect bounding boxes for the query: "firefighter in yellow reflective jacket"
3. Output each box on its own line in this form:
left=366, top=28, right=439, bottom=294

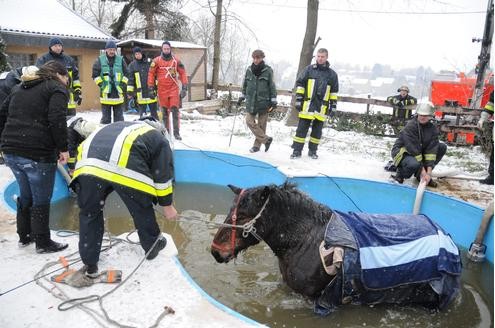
left=70, top=119, right=177, bottom=276
left=92, top=40, right=128, bottom=124
left=291, top=48, right=339, bottom=159
left=477, top=91, right=494, bottom=185
left=390, top=103, right=447, bottom=188
left=126, top=47, right=158, bottom=120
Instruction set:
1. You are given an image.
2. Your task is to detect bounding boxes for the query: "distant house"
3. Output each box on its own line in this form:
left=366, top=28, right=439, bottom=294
left=118, top=39, right=207, bottom=101
left=0, top=0, right=113, bottom=111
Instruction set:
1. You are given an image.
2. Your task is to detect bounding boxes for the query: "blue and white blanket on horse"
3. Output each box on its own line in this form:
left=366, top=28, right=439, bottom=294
left=326, top=211, right=462, bottom=290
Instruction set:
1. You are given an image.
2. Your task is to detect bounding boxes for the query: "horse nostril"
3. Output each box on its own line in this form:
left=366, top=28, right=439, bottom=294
left=211, top=248, right=225, bottom=263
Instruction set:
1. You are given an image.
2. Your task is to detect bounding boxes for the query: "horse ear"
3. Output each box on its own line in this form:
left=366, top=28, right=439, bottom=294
left=228, top=184, right=242, bottom=195
left=261, top=186, right=271, bottom=200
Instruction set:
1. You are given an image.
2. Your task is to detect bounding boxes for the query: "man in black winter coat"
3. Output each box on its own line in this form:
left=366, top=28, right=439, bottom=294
left=126, top=47, right=158, bottom=120
left=0, top=67, right=24, bottom=106
left=37, top=37, right=81, bottom=116
left=390, top=102, right=447, bottom=188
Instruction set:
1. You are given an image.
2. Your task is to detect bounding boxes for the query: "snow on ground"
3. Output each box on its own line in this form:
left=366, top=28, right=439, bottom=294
left=0, top=107, right=492, bottom=327
left=0, top=232, right=263, bottom=328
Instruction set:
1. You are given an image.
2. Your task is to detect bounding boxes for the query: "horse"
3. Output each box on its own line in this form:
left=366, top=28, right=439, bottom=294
left=211, top=182, right=462, bottom=316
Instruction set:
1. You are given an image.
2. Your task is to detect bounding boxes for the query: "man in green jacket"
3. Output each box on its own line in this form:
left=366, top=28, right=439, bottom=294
left=238, top=49, right=277, bottom=153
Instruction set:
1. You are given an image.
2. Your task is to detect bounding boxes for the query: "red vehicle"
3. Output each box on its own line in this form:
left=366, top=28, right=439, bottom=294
left=430, top=72, right=493, bottom=145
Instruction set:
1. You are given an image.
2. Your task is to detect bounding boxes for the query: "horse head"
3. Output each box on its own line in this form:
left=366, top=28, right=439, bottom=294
left=211, top=184, right=271, bottom=263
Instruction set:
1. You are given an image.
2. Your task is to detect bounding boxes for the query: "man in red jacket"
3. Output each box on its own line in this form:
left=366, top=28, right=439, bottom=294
left=148, top=41, right=188, bottom=140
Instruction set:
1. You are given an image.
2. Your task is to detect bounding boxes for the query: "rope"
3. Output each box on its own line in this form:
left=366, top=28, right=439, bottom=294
left=3, top=229, right=172, bottom=327
left=315, top=174, right=363, bottom=212
left=56, top=236, right=172, bottom=328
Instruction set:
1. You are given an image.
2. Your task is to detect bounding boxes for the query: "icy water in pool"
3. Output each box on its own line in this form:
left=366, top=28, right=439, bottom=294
left=50, top=182, right=493, bottom=328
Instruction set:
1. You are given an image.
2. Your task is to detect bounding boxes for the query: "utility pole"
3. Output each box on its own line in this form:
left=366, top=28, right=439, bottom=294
left=471, top=0, right=493, bottom=109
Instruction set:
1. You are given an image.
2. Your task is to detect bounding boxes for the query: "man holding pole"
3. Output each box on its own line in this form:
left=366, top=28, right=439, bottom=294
left=238, top=49, right=277, bottom=153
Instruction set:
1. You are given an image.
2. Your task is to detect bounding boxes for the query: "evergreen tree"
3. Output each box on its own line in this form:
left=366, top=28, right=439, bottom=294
left=0, top=34, right=10, bottom=72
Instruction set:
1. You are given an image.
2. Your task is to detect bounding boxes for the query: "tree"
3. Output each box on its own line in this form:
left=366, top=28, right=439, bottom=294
left=286, top=0, right=320, bottom=126
left=0, top=34, right=9, bottom=72
left=109, top=0, right=187, bottom=39
left=211, top=0, right=223, bottom=90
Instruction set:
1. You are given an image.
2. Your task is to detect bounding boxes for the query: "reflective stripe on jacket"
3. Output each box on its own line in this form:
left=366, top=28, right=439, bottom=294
left=36, top=52, right=80, bottom=109
left=72, top=121, right=174, bottom=206
left=127, top=58, right=157, bottom=105
left=93, top=55, right=128, bottom=105
left=391, top=116, right=439, bottom=167
left=295, top=62, right=338, bottom=121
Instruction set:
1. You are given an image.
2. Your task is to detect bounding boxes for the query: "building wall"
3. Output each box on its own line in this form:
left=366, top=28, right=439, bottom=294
left=5, top=44, right=102, bottom=111
left=174, top=48, right=207, bottom=101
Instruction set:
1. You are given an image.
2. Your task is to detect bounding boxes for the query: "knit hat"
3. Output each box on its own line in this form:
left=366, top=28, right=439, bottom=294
left=162, top=41, right=171, bottom=47
left=132, top=46, right=143, bottom=54
left=49, top=37, right=63, bottom=48
left=105, top=40, right=117, bottom=49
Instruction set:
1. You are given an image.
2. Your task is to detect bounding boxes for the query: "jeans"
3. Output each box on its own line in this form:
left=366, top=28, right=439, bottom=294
left=4, top=154, right=56, bottom=207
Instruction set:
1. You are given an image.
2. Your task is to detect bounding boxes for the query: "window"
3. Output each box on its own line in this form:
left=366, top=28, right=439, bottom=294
left=6, top=53, right=36, bottom=68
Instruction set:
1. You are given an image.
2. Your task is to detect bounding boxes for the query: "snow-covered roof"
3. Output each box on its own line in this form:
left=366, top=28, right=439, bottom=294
left=0, top=0, right=112, bottom=41
left=352, top=78, right=369, bottom=85
left=370, top=79, right=383, bottom=87
left=118, top=39, right=206, bottom=50
left=375, top=77, right=395, bottom=84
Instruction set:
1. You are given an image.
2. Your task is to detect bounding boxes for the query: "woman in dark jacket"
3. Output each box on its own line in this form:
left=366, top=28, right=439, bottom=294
left=0, top=61, right=70, bottom=253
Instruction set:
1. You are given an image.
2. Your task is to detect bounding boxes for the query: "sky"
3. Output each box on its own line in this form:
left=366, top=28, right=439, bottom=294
left=183, top=0, right=491, bottom=72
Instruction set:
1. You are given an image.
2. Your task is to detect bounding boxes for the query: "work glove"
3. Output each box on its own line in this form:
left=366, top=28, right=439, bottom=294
left=148, top=87, right=156, bottom=98
left=330, top=101, right=337, bottom=112
left=295, top=96, right=303, bottom=112
left=180, top=87, right=187, bottom=99
left=477, top=111, right=490, bottom=129
left=237, top=95, right=245, bottom=106
left=73, top=89, right=82, bottom=106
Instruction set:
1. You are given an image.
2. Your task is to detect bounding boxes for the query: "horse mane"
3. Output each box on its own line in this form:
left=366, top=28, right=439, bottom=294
left=266, top=182, right=333, bottom=226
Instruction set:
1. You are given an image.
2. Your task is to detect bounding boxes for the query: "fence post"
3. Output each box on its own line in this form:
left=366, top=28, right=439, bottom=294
left=366, top=94, right=371, bottom=115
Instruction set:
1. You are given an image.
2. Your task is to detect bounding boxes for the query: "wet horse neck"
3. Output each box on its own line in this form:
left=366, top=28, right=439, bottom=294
left=262, top=206, right=333, bottom=298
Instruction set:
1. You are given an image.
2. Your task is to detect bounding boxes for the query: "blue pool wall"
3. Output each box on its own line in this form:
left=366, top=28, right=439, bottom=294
left=2, top=149, right=493, bottom=263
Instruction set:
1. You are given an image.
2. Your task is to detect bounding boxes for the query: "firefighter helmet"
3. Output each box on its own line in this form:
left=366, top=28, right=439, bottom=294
left=416, top=102, right=434, bottom=116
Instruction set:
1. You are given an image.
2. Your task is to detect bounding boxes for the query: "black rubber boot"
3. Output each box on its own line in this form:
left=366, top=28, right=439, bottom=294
left=146, top=236, right=167, bottom=260
left=480, top=175, right=494, bottom=185
left=31, top=205, right=68, bottom=254
left=84, top=264, right=99, bottom=278
left=172, top=107, right=181, bottom=140
left=162, top=107, right=170, bottom=133
left=290, top=150, right=302, bottom=159
left=308, top=150, right=318, bottom=159
left=264, top=137, right=273, bottom=152
left=16, top=198, right=32, bottom=247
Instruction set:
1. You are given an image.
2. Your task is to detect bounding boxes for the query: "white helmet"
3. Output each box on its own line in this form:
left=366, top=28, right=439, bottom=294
left=415, top=102, right=434, bottom=116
